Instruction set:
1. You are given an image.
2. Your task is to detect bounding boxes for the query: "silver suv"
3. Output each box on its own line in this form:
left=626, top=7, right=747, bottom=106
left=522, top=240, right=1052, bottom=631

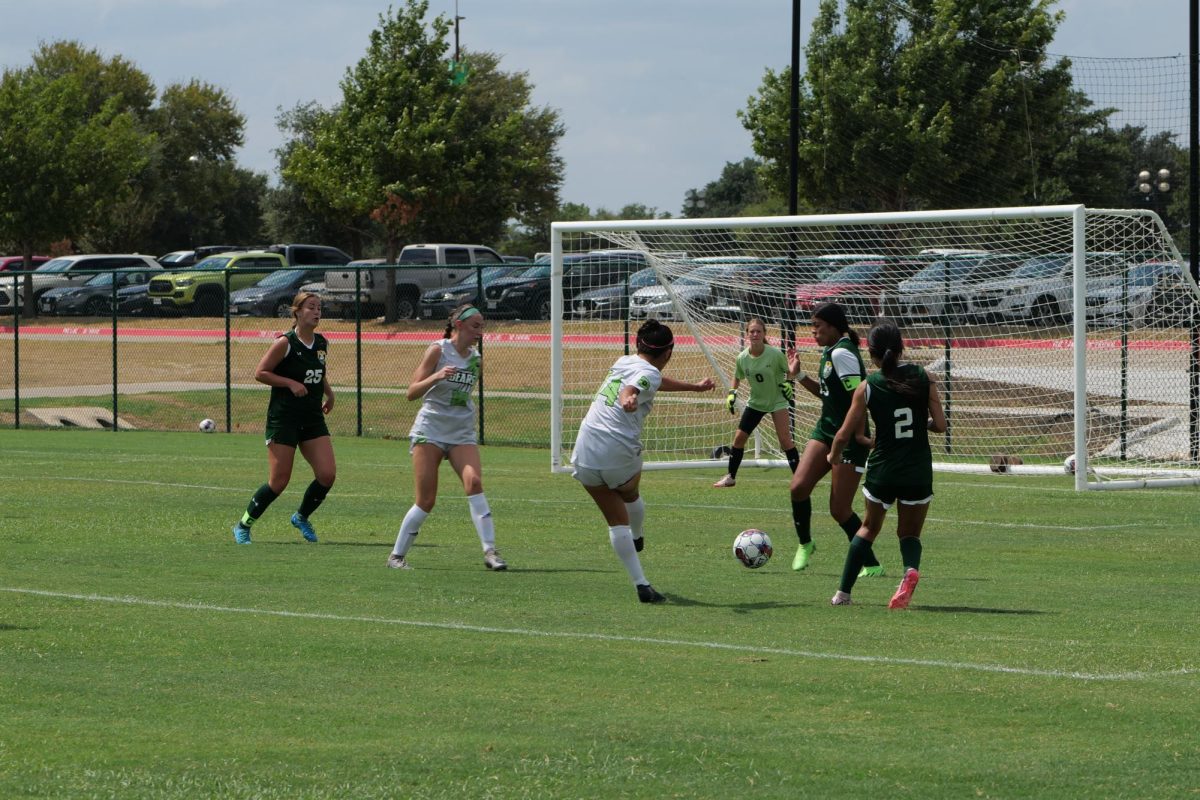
left=968, top=252, right=1128, bottom=325
left=0, top=254, right=162, bottom=312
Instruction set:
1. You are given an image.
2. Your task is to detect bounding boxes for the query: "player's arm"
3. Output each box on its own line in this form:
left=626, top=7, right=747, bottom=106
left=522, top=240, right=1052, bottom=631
left=927, top=376, right=947, bottom=433
left=321, top=374, right=335, bottom=415
left=661, top=375, right=715, bottom=392
left=254, top=336, right=306, bottom=396
left=788, top=349, right=819, bottom=397
left=619, top=384, right=641, bottom=412
left=829, top=382, right=868, bottom=465
left=405, top=343, right=455, bottom=401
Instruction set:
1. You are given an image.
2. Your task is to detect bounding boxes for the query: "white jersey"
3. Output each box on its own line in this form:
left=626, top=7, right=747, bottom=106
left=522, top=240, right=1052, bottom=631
left=409, top=339, right=480, bottom=445
left=571, top=354, right=663, bottom=468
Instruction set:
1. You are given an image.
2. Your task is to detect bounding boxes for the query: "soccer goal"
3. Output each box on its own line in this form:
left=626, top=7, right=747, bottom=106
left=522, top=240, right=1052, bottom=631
left=549, top=205, right=1200, bottom=490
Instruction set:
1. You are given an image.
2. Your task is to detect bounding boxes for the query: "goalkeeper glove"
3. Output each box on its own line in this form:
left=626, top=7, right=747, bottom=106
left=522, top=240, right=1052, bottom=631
left=780, top=381, right=794, bottom=402
left=725, top=391, right=737, bottom=415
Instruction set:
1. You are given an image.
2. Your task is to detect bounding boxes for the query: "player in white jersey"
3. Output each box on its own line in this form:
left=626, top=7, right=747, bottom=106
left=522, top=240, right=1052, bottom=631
left=572, top=319, right=716, bottom=603
left=387, top=304, right=506, bottom=572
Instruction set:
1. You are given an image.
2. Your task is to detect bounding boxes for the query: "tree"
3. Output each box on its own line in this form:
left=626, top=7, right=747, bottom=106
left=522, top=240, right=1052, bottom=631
left=739, top=0, right=1123, bottom=214
left=280, top=0, right=564, bottom=320
left=0, top=53, right=153, bottom=315
left=682, top=158, right=775, bottom=218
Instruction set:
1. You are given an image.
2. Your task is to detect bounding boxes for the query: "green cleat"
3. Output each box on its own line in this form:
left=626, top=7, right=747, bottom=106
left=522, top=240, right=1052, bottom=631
left=857, top=565, right=886, bottom=578
left=792, top=541, right=815, bottom=571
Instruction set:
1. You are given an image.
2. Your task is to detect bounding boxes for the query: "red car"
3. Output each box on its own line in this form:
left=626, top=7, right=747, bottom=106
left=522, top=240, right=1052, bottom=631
left=0, top=255, right=50, bottom=272
left=794, top=257, right=926, bottom=324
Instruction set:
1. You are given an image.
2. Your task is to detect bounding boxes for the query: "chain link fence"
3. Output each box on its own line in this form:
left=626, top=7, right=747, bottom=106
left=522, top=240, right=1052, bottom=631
left=0, top=265, right=564, bottom=447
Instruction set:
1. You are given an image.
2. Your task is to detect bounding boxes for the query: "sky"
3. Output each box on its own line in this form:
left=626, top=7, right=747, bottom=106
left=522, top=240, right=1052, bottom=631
left=0, top=0, right=1192, bottom=216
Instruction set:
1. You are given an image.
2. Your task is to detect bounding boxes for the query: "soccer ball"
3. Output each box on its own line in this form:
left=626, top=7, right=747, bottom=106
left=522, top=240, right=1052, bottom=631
left=198, top=418, right=216, bottom=433
left=1063, top=454, right=1076, bottom=474
left=733, top=529, right=773, bottom=569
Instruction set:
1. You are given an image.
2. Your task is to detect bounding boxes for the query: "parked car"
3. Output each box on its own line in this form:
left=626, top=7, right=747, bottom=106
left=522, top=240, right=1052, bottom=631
left=571, top=266, right=660, bottom=320
left=896, top=252, right=1022, bottom=322
left=704, top=256, right=830, bottom=322
left=418, top=264, right=527, bottom=319
left=0, top=254, right=162, bottom=313
left=483, top=252, right=643, bottom=320
left=630, top=262, right=742, bottom=321
left=794, top=256, right=925, bottom=324
left=229, top=267, right=326, bottom=317
left=323, top=245, right=502, bottom=319
left=38, top=265, right=162, bottom=315
left=147, top=251, right=287, bottom=315
left=501, top=255, right=532, bottom=265
left=109, top=280, right=155, bottom=316
left=1086, top=259, right=1195, bottom=326
left=968, top=252, right=1128, bottom=325
left=158, top=246, right=251, bottom=269
left=0, top=255, right=50, bottom=272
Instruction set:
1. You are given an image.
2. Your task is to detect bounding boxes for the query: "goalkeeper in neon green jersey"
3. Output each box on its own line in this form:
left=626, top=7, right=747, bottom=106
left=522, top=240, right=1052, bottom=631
left=713, top=317, right=802, bottom=488
left=787, top=301, right=883, bottom=576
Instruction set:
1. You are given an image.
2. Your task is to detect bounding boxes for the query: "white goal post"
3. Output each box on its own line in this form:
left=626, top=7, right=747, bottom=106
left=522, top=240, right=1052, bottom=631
left=550, top=205, right=1200, bottom=490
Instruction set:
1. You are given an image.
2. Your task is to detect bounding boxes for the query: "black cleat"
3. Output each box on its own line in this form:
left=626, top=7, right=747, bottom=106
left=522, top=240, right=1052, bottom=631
left=636, top=583, right=666, bottom=604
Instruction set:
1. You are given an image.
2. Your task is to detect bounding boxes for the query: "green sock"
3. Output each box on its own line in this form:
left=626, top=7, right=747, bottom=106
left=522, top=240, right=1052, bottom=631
left=839, top=536, right=874, bottom=594
left=792, top=498, right=812, bottom=545
left=297, top=480, right=331, bottom=518
left=840, top=513, right=879, bottom=567
left=241, top=483, right=278, bottom=528
left=899, top=536, right=923, bottom=571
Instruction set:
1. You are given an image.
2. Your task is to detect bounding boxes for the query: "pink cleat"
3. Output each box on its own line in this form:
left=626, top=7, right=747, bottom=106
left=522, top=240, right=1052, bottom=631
left=888, top=568, right=920, bottom=610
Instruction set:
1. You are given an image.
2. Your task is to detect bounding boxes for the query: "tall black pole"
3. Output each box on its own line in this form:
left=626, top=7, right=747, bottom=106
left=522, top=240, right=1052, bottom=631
left=789, top=0, right=801, bottom=216
left=1190, top=0, right=1199, bottom=461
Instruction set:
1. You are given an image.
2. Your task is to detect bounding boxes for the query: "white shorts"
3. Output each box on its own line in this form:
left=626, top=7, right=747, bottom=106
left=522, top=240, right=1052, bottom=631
left=572, top=458, right=642, bottom=490
left=410, top=436, right=474, bottom=456
left=862, top=484, right=934, bottom=511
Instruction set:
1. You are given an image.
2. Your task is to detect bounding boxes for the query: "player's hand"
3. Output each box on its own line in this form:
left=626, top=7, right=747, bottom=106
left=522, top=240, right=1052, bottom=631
left=696, top=377, right=715, bottom=392
left=438, top=366, right=458, bottom=381
left=322, top=394, right=335, bottom=415
left=290, top=381, right=308, bottom=397
left=779, top=381, right=794, bottom=402
left=725, top=391, right=737, bottom=414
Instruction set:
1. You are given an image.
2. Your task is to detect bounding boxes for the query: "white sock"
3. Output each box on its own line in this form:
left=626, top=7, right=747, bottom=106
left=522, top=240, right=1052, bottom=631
left=625, top=497, right=645, bottom=540
left=393, top=504, right=428, bottom=557
left=467, top=493, right=495, bottom=551
left=609, top=525, right=647, bottom=586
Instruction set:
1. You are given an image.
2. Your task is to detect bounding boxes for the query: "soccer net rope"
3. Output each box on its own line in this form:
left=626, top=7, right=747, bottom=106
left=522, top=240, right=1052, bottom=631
left=550, top=206, right=1200, bottom=490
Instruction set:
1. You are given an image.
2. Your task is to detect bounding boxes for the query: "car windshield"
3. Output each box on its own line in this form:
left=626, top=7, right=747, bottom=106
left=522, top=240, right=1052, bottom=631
left=630, top=268, right=658, bottom=288
left=678, top=265, right=735, bottom=286
left=190, top=256, right=234, bottom=271
left=253, top=269, right=307, bottom=288
left=824, top=262, right=884, bottom=283
left=84, top=272, right=120, bottom=287
left=159, top=252, right=192, bottom=264
left=1012, top=256, right=1069, bottom=279
left=515, top=265, right=551, bottom=280
left=35, top=258, right=77, bottom=274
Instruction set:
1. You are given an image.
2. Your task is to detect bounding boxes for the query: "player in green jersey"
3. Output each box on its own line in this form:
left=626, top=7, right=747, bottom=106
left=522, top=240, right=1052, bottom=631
left=787, top=302, right=882, bottom=574
left=232, top=291, right=336, bottom=544
left=827, top=319, right=946, bottom=609
left=713, top=317, right=802, bottom=487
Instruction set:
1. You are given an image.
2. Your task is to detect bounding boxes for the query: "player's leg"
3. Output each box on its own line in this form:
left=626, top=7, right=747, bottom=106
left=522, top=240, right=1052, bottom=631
left=584, top=473, right=662, bottom=603
left=829, top=464, right=881, bottom=574
left=448, top=444, right=505, bottom=570
left=832, top=494, right=886, bottom=605
left=389, top=443, right=443, bottom=568
left=888, top=498, right=930, bottom=610
left=233, top=440, right=295, bottom=543
left=714, top=412, right=758, bottom=487
left=291, top=434, right=335, bottom=542
left=769, top=408, right=800, bottom=472
left=788, top=439, right=830, bottom=569
left=616, top=477, right=647, bottom=552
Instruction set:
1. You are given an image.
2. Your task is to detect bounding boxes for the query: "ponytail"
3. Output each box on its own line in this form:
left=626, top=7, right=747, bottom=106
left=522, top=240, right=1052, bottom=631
left=867, top=318, right=921, bottom=399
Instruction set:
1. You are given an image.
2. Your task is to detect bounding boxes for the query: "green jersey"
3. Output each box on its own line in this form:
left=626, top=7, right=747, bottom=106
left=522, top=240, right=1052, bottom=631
left=735, top=344, right=790, bottom=412
left=864, top=364, right=932, bottom=487
left=266, top=330, right=328, bottom=428
left=811, top=336, right=867, bottom=445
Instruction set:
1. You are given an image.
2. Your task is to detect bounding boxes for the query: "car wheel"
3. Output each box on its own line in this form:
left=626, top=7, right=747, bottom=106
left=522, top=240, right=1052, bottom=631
left=394, top=293, right=417, bottom=320
left=83, top=297, right=107, bottom=316
left=1032, top=295, right=1061, bottom=326
left=532, top=294, right=552, bottom=321
left=194, top=289, right=225, bottom=317
left=274, top=301, right=292, bottom=318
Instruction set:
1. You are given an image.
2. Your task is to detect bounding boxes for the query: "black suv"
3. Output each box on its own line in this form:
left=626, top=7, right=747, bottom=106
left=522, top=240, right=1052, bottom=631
left=483, top=252, right=647, bottom=320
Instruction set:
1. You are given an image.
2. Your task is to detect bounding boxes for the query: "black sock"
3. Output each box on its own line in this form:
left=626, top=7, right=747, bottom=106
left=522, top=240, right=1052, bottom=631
left=785, top=447, right=800, bottom=472
left=839, top=536, right=874, bottom=594
left=298, top=480, right=331, bottom=518
left=241, top=483, right=278, bottom=527
left=839, top=513, right=879, bottom=567
left=899, top=536, right=923, bottom=572
left=791, top=498, right=812, bottom=545
left=728, top=447, right=745, bottom=479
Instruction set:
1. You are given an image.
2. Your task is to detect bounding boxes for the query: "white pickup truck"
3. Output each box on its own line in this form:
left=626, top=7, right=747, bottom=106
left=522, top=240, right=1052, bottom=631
left=321, top=243, right=505, bottom=319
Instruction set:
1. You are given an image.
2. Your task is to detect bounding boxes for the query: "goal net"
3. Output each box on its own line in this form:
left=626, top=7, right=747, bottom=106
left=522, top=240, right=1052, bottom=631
left=550, top=205, right=1200, bottom=490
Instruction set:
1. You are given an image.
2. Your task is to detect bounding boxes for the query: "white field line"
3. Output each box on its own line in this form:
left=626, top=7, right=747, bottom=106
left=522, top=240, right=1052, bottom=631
left=2, top=586, right=1191, bottom=683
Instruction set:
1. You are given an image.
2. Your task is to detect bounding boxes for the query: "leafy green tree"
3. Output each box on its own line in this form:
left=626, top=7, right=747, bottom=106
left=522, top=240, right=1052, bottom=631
left=740, top=0, right=1124, bottom=214
left=0, top=57, right=152, bottom=314
left=683, top=158, right=774, bottom=218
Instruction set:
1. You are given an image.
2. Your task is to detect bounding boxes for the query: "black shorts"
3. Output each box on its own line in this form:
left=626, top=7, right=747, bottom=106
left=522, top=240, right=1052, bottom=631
left=737, top=407, right=769, bottom=436
left=265, top=416, right=330, bottom=447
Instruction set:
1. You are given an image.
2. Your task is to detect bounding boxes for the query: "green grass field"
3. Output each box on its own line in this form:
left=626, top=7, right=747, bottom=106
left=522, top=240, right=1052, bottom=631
left=2, top=429, right=1197, bottom=799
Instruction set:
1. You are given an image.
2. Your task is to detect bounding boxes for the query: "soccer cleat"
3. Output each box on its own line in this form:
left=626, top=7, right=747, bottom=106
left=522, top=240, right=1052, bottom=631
left=636, top=583, right=667, bottom=604
left=290, top=512, right=318, bottom=543
left=633, top=536, right=645, bottom=553
left=791, top=541, right=815, bottom=571
left=830, top=590, right=853, bottom=606
left=232, top=523, right=252, bottom=544
left=857, top=565, right=886, bottom=578
left=712, top=474, right=736, bottom=488
left=888, top=568, right=920, bottom=610
left=483, top=548, right=508, bottom=571
left=386, top=553, right=411, bottom=570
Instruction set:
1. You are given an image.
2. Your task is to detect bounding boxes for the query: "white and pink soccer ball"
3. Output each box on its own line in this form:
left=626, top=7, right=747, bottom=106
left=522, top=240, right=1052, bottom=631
left=733, top=529, right=773, bottom=569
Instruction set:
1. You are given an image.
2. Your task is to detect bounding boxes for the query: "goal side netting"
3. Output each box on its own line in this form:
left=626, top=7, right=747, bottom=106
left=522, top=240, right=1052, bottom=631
left=550, top=206, right=1200, bottom=490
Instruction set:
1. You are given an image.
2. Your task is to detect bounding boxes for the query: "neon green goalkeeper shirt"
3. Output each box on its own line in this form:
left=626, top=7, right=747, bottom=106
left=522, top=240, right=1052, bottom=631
left=735, top=344, right=791, bottom=413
